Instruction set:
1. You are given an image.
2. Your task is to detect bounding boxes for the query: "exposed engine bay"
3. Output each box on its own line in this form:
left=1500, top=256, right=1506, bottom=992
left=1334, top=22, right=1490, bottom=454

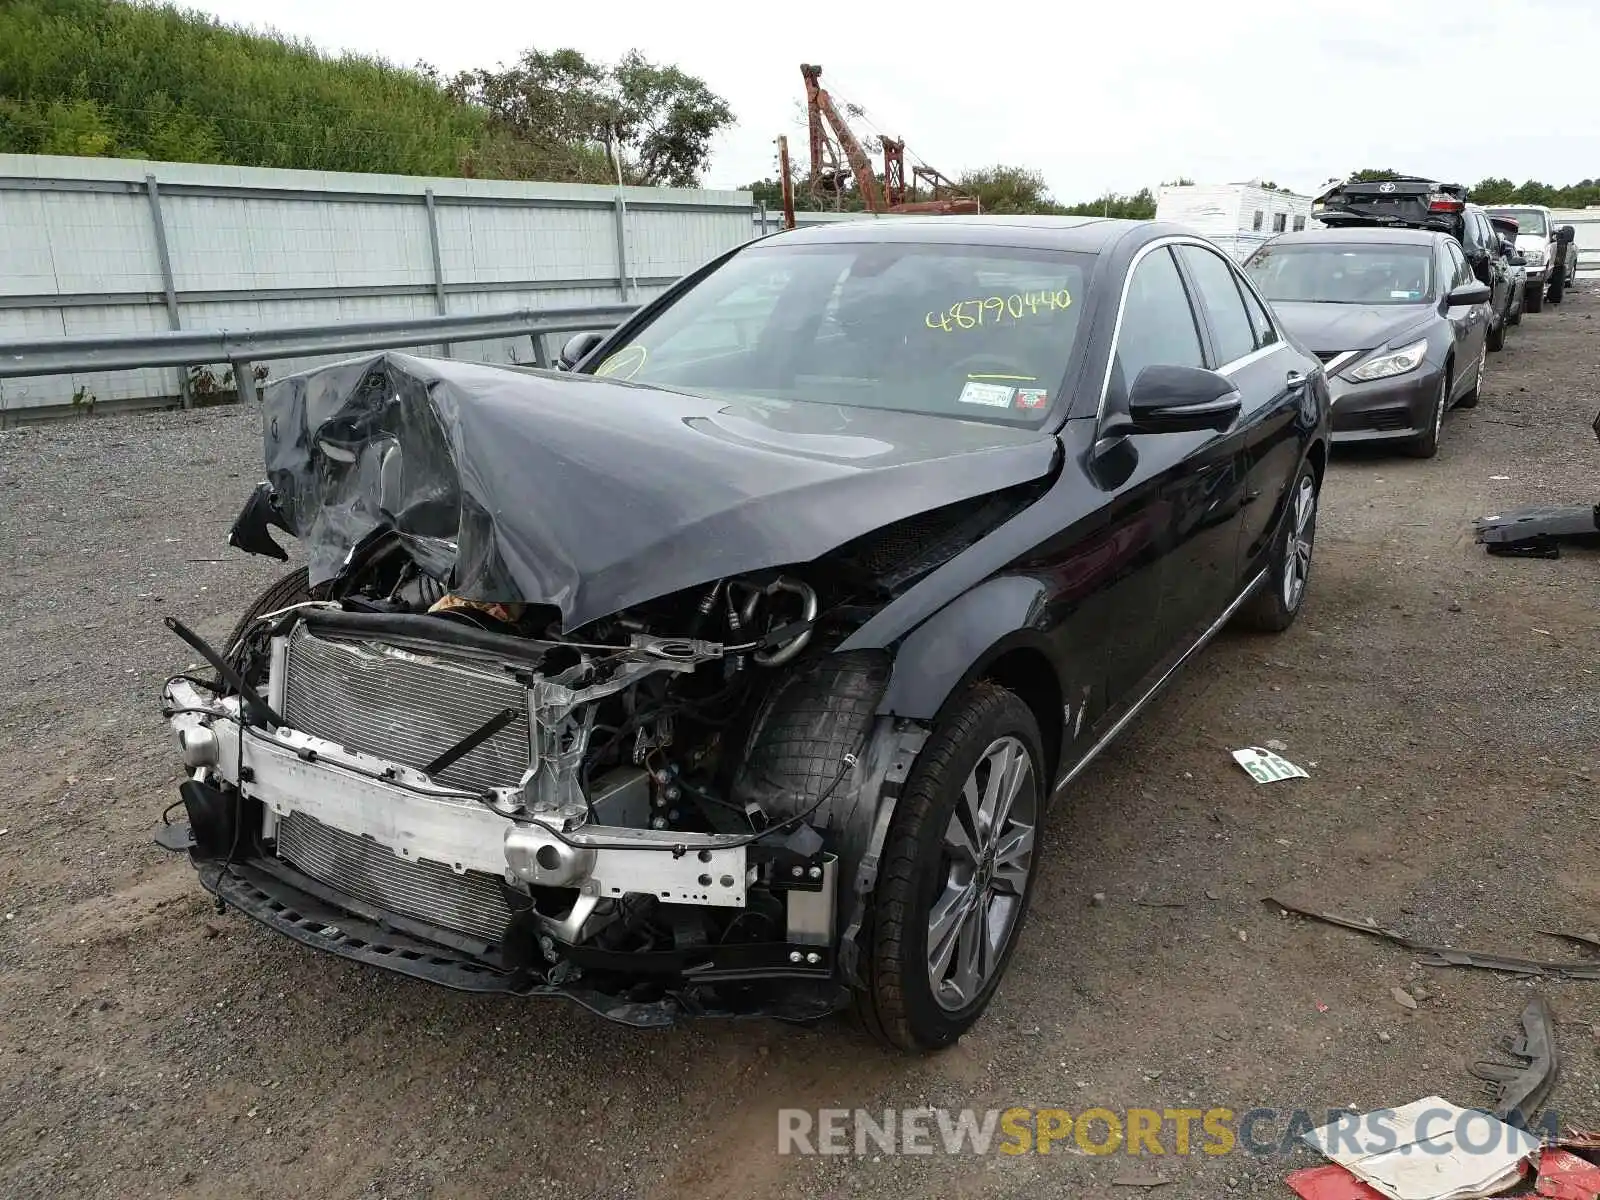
left=158, top=352, right=1056, bottom=1023
left=165, top=546, right=864, bottom=1016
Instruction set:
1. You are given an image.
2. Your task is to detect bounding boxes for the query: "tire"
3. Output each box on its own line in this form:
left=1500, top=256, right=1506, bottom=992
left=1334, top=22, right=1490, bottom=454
left=213, top=566, right=311, bottom=682
left=1401, top=370, right=1450, bottom=459
left=1487, top=313, right=1505, bottom=352
left=1548, top=271, right=1564, bottom=305
left=1525, top=284, right=1544, bottom=314
left=854, top=684, right=1044, bottom=1053
left=1508, top=294, right=1522, bottom=326
left=1235, top=458, right=1319, bottom=632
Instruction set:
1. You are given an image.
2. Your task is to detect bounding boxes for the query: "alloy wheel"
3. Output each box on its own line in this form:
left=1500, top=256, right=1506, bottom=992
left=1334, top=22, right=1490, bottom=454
left=927, top=735, right=1038, bottom=1012
left=1432, top=377, right=1448, bottom=445
left=1281, top=475, right=1317, bottom=611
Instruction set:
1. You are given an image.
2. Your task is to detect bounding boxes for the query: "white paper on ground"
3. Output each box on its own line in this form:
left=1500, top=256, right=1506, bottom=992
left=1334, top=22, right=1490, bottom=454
left=1232, top=747, right=1310, bottom=782
left=1302, top=1096, right=1538, bottom=1200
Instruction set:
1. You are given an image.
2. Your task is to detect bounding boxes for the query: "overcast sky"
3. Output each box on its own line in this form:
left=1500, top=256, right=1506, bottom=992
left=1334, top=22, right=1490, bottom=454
left=189, top=0, right=1598, bottom=200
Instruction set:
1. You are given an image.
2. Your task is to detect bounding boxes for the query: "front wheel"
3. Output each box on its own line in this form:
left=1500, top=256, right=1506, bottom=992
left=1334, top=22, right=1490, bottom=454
left=1548, top=271, right=1564, bottom=305
left=1235, top=459, right=1319, bottom=632
left=1525, top=284, right=1544, bottom=314
left=1487, top=313, right=1505, bottom=352
left=854, top=684, right=1044, bottom=1053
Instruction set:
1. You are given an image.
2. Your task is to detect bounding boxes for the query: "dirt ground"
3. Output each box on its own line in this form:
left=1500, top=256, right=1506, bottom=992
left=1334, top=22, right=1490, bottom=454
left=1, top=289, right=1596, bottom=1200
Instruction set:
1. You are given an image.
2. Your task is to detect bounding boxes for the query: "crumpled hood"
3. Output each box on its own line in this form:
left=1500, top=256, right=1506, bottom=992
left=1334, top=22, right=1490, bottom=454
left=261, top=352, right=1060, bottom=630
left=1269, top=301, right=1431, bottom=354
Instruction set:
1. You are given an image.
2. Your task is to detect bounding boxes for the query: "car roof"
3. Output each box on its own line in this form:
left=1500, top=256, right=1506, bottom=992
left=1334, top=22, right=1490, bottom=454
left=755, top=214, right=1150, bottom=253
left=1263, top=227, right=1444, bottom=248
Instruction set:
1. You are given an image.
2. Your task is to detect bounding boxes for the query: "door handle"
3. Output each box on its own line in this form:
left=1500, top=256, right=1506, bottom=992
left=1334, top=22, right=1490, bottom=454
left=1286, top=370, right=1307, bottom=390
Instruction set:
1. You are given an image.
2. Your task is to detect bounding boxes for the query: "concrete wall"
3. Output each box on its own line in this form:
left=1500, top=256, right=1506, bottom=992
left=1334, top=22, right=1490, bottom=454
left=0, top=154, right=762, bottom=415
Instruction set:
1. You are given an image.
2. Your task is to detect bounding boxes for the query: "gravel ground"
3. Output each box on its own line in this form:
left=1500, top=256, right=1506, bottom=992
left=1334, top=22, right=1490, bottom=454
left=1, top=289, right=1596, bottom=1200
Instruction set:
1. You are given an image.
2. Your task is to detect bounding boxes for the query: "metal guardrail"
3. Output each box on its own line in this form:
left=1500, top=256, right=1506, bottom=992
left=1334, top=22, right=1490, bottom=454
left=0, top=303, right=636, bottom=416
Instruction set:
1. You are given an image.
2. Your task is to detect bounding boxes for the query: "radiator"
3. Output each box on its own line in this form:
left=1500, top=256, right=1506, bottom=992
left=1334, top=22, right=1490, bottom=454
left=278, top=623, right=530, bottom=794
left=276, top=810, right=513, bottom=944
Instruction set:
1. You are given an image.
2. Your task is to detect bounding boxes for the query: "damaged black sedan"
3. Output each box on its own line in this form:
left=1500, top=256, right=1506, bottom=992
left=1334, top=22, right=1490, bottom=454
left=160, top=217, right=1329, bottom=1052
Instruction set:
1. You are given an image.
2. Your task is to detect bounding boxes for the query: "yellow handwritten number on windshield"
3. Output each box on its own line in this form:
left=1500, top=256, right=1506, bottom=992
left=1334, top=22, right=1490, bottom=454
left=925, top=289, right=1072, bottom=333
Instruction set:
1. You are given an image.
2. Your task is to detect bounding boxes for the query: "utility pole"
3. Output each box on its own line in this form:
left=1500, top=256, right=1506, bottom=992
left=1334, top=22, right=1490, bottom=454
left=777, top=135, right=797, bottom=231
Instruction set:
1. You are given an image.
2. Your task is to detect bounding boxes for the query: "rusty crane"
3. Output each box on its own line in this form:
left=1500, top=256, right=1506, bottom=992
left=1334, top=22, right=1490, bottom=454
left=797, top=64, right=978, bottom=217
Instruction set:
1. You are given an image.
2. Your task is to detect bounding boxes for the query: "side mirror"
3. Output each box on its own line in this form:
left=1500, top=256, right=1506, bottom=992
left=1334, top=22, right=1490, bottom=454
left=559, top=331, right=607, bottom=371
left=1447, top=282, right=1492, bottom=306
left=1125, top=365, right=1242, bottom=435
left=1558, top=225, right=1577, bottom=245
left=1510, top=253, right=1527, bottom=267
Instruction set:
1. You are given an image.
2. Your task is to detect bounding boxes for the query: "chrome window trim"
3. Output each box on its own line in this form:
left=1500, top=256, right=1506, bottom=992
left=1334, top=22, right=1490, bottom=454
left=1217, top=340, right=1287, bottom=377
left=1096, top=236, right=1285, bottom=420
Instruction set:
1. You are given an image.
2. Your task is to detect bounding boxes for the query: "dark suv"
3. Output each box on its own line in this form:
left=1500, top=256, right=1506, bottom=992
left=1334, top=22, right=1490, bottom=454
left=1313, top=178, right=1517, bottom=351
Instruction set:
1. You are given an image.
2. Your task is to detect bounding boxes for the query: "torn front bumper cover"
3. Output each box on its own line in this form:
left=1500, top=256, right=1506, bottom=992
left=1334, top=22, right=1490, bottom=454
left=158, top=679, right=846, bottom=1027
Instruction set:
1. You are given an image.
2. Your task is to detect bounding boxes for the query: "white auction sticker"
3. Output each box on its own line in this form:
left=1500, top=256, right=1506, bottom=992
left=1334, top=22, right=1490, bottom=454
left=957, top=381, right=1016, bottom=408
left=1232, top=747, right=1309, bottom=783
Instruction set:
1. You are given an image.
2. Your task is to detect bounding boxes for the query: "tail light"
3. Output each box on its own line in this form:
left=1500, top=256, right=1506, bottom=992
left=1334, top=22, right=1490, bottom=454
left=1427, top=193, right=1464, bottom=212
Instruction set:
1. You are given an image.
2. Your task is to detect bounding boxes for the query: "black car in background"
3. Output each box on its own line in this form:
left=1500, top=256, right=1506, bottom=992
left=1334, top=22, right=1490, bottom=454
left=1244, top=228, right=1492, bottom=458
left=1314, top=178, right=1516, bottom=351
left=164, top=217, right=1330, bottom=1052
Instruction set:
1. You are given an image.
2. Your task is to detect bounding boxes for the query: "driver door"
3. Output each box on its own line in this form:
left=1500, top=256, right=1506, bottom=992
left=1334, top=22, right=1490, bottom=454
left=1085, top=244, right=1249, bottom=708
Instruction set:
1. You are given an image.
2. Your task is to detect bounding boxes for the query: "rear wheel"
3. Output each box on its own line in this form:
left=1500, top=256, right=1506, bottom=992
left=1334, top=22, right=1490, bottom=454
left=1235, top=460, right=1318, bottom=632
left=855, top=684, right=1044, bottom=1053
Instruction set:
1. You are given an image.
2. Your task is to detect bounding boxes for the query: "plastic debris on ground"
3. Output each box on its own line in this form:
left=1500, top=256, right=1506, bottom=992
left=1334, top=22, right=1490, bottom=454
left=1537, top=1149, right=1600, bottom=1200
left=1470, top=996, right=1559, bottom=1129
left=1301, top=1096, right=1539, bottom=1200
left=1232, top=746, right=1309, bottom=782
left=1287, top=1164, right=1390, bottom=1200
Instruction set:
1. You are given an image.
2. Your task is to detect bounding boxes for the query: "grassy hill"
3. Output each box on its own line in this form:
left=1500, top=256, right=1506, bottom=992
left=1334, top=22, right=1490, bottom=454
left=0, top=0, right=608, bottom=179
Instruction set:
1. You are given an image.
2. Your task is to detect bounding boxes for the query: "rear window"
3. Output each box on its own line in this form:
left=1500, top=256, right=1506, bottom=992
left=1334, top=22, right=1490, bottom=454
left=588, top=241, right=1094, bottom=426
left=1245, top=242, right=1435, bottom=305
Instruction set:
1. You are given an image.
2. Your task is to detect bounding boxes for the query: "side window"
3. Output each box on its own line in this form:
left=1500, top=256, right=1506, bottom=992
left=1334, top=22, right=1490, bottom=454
left=1113, top=248, right=1204, bottom=396
left=1444, top=240, right=1471, bottom=288
left=1177, top=245, right=1257, bottom=365
left=1238, top=277, right=1279, bottom=348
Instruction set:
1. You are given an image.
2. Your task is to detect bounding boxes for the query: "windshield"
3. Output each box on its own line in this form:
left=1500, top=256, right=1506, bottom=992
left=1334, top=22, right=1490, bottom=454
left=1245, top=243, right=1434, bottom=305
left=1487, top=208, right=1546, bottom=236
left=587, top=241, right=1093, bottom=425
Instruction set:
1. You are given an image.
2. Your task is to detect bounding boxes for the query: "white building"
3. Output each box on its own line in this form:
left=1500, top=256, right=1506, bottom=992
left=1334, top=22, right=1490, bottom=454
left=1155, top=181, right=1319, bottom=262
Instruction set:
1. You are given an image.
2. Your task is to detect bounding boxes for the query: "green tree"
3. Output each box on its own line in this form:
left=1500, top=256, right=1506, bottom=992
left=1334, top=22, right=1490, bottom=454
left=1348, top=168, right=1405, bottom=182
left=1059, top=188, right=1156, bottom=220
left=954, top=165, right=1060, bottom=214
left=448, top=48, right=732, bottom=186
